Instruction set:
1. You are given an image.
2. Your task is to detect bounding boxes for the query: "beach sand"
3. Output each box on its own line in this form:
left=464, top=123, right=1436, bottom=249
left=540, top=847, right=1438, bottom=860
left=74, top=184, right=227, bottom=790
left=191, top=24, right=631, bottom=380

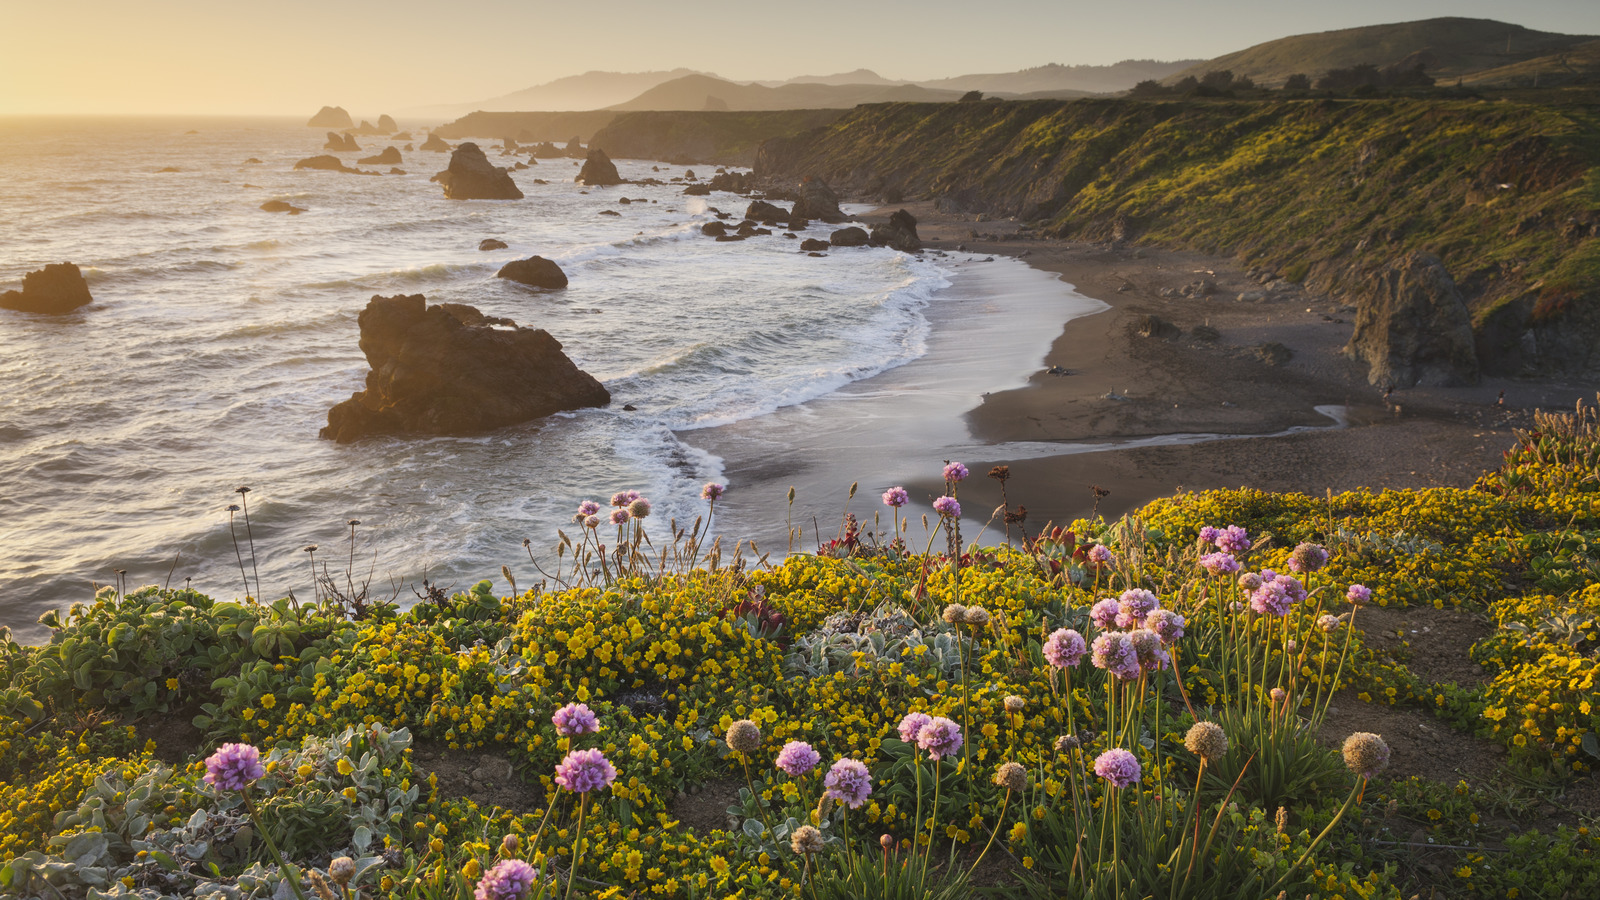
left=880, top=201, right=1592, bottom=531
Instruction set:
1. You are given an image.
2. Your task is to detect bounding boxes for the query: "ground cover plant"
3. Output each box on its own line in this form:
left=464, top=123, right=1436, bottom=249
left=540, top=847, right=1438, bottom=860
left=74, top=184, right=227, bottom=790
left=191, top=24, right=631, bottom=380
left=2, top=399, right=1598, bottom=899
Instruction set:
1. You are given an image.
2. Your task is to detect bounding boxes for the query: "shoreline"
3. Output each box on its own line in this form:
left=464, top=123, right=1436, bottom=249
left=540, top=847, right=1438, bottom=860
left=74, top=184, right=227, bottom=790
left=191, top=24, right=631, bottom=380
left=815, top=201, right=1598, bottom=532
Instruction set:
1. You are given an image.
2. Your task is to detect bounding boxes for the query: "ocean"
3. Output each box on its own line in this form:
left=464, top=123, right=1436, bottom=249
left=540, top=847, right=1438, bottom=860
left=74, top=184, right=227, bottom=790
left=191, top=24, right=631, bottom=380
left=0, top=116, right=1099, bottom=643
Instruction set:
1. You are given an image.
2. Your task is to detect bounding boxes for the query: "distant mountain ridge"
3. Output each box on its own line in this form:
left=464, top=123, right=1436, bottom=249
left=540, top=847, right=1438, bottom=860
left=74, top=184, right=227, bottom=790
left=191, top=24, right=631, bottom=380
left=923, top=60, right=1200, bottom=95
left=608, top=74, right=968, bottom=111
left=1166, top=17, right=1597, bottom=86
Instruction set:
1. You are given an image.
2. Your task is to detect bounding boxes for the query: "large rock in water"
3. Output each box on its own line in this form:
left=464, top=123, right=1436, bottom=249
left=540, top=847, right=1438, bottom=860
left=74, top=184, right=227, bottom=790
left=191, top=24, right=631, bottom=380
left=792, top=178, right=845, bottom=224
left=1344, top=252, right=1480, bottom=388
left=320, top=294, right=608, bottom=442
left=497, top=256, right=568, bottom=289
left=0, top=262, right=93, bottom=315
left=307, top=106, right=353, bottom=128
left=420, top=132, right=450, bottom=152
left=358, top=146, right=402, bottom=165
left=378, top=114, right=398, bottom=133
left=576, top=148, right=622, bottom=186
left=870, top=209, right=922, bottom=253
left=325, top=132, right=360, bottom=151
left=431, top=143, right=523, bottom=200
left=829, top=226, right=869, bottom=247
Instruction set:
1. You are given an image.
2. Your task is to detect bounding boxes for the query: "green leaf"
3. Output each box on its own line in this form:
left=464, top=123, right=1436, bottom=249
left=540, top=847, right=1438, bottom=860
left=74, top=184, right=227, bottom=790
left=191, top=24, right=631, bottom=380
left=1582, top=731, right=1599, bottom=760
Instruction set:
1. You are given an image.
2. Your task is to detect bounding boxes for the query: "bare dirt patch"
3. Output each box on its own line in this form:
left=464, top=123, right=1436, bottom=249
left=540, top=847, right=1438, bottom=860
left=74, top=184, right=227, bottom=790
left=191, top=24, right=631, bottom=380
left=1318, top=690, right=1504, bottom=785
left=667, top=777, right=741, bottom=835
left=1355, top=604, right=1496, bottom=687
left=130, top=705, right=204, bottom=765
left=411, top=740, right=544, bottom=814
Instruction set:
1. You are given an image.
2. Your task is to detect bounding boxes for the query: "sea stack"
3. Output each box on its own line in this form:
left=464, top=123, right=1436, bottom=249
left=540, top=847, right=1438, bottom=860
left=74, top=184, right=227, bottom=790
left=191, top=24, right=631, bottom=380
left=320, top=295, right=608, bottom=442
left=307, top=106, right=354, bottom=129
left=869, top=209, right=922, bottom=253
left=576, top=148, right=623, bottom=186
left=430, top=143, right=523, bottom=200
left=1345, top=252, right=1480, bottom=388
left=0, top=263, right=94, bottom=315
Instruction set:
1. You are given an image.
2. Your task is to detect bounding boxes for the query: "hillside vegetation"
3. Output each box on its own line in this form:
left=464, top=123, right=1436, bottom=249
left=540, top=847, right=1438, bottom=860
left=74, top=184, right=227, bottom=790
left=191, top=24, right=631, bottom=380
left=756, top=94, right=1600, bottom=376
left=1166, top=17, right=1595, bottom=87
left=608, top=74, right=966, bottom=111
left=590, top=109, right=844, bottom=167
left=432, top=111, right=618, bottom=143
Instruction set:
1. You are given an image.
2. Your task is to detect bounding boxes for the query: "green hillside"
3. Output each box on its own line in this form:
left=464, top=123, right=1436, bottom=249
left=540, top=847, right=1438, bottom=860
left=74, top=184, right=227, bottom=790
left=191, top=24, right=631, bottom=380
left=589, top=109, right=844, bottom=166
left=1167, top=17, right=1595, bottom=86
left=608, top=73, right=965, bottom=111
left=756, top=95, right=1600, bottom=376
left=1465, top=38, right=1600, bottom=87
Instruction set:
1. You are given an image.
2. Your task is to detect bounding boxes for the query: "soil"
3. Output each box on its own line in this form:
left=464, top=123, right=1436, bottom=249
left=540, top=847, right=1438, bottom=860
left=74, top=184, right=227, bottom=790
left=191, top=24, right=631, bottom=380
left=1355, top=604, right=1497, bottom=687
left=666, top=777, right=742, bottom=834
left=131, top=704, right=205, bottom=765
left=411, top=740, right=544, bottom=814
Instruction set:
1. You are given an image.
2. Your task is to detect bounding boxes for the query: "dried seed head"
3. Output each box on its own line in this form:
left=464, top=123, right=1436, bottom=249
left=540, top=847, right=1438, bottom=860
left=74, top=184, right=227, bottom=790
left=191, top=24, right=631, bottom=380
left=1184, top=721, right=1229, bottom=762
left=941, top=603, right=968, bottom=624
left=993, top=761, right=1027, bottom=793
left=725, top=719, right=762, bottom=754
left=1054, top=734, right=1080, bottom=753
left=308, top=870, right=337, bottom=900
left=791, top=824, right=824, bottom=856
left=963, top=605, right=991, bottom=626
left=1341, top=732, right=1391, bottom=779
left=328, top=857, right=356, bottom=886
left=1275, top=806, right=1289, bottom=833
left=1003, top=695, right=1025, bottom=713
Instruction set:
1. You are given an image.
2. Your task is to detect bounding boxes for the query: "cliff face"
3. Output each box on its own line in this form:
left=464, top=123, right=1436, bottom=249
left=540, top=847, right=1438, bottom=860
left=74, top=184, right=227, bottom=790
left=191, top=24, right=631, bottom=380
left=756, top=96, right=1600, bottom=377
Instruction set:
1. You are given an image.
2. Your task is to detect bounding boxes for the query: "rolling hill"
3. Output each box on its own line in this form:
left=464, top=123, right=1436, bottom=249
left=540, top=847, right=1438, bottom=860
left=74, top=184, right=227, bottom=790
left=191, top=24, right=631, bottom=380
left=1166, top=17, right=1596, bottom=86
left=923, top=60, right=1199, bottom=95
left=607, top=74, right=966, bottom=111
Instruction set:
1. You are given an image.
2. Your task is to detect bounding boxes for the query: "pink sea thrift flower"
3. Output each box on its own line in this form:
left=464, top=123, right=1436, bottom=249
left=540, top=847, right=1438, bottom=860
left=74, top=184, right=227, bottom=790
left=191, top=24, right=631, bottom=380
left=1199, top=551, right=1240, bottom=576
left=932, top=496, right=960, bottom=518
left=1087, top=544, right=1114, bottom=566
left=554, top=748, right=617, bottom=793
left=942, top=462, right=969, bottom=482
left=1091, top=632, right=1141, bottom=681
left=1090, top=598, right=1120, bottom=630
left=475, top=860, right=539, bottom=900
left=1215, top=525, right=1252, bottom=553
left=1043, top=628, right=1087, bottom=668
left=576, top=500, right=601, bottom=518
left=204, top=742, right=264, bottom=791
left=882, top=486, right=909, bottom=508
left=627, top=497, right=652, bottom=519
left=1094, top=748, right=1142, bottom=788
left=1347, top=584, right=1372, bottom=606
left=1145, top=609, right=1185, bottom=645
left=1116, top=589, right=1159, bottom=629
left=916, top=717, right=964, bottom=760
left=823, top=758, right=872, bottom=808
left=609, top=509, right=631, bottom=526
left=1288, top=542, right=1330, bottom=573
left=897, top=712, right=932, bottom=744
left=1129, top=629, right=1169, bottom=676
left=776, top=741, right=821, bottom=777
left=552, top=702, right=599, bottom=737
left=1238, top=572, right=1264, bottom=592
left=1198, top=526, right=1220, bottom=544
left=701, top=482, right=725, bottom=501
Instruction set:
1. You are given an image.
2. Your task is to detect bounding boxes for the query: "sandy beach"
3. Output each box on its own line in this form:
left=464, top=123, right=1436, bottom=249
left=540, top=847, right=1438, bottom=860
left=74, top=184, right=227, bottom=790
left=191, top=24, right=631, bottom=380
left=874, top=201, right=1593, bottom=531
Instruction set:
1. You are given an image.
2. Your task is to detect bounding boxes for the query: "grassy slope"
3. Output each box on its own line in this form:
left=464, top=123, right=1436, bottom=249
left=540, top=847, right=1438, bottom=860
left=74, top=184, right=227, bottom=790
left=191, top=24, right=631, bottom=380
left=1465, top=39, right=1600, bottom=87
left=431, top=110, right=620, bottom=143
left=756, top=95, right=1600, bottom=374
left=589, top=109, right=845, bottom=167
left=1166, top=17, right=1595, bottom=86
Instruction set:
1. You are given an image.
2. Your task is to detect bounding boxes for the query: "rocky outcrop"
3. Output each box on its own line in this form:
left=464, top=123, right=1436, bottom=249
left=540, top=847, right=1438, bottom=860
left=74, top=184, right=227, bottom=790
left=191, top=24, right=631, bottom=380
left=799, top=238, right=830, bottom=252
left=701, top=221, right=728, bottom=237
left=496, top=256, right=568, bottom=289
left=829, top=226, right=869, bottom=247
left=260, top=200, right=306, bottom=214
left=325, top=132, right=360, bottom=152
left=295, top=155, right=372, bottom=174
left=1, top=263, right=94, bottom=315
left=320, top=295, right=609, bottom=442
left=745, top=200, right=790, bottom=224
left=707, top=171, right=753, bottom=193
left=1345, top=252, right=1479, bottom=388
left=308, top=106, right=353, bottom=128
left=576, top=149, right=622, bottom=186
left=479, top=238, right=509, bottom=251
left=420, top=133, right=450, bottom=152
left=791, top=178, right=845, bottom=224
left=869, top=209, right=921, bottom=252
left=358, top=146, right=402, bottom=165
left=431, top=143, right=523, bottom=200
left=378, top=114, right=398, bottom=133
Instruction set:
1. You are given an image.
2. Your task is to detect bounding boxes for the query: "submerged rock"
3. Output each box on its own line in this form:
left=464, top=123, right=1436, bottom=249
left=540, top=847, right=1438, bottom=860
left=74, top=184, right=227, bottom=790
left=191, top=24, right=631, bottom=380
left=320, top=294, right=608, bottom=442
left=1, top=262, right=93, bottom=315
left=358, top=146, right=402, bottom=165
left=497, top=256, right=568, bottom=289
left=260, top=200, right=306, bottom=214
left=869, top=208, right=922, bottom=253
left=307, top=106, right=353, bottom=128
left=1345, top=252, right=1479, bottom=388
left=576, top=148, right=623, bottom=186
left=431, top=143, right=523, bottom=200
left=479, top=238, right=509, bottom=251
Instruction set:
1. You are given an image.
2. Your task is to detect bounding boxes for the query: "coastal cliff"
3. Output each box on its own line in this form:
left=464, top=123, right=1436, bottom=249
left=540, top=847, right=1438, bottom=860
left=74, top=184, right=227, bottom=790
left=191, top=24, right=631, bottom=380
left=756, top=96, right=1600, bottom=377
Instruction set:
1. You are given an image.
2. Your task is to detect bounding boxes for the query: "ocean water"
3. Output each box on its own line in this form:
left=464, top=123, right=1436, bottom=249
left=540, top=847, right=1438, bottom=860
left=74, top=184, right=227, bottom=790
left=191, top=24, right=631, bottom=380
left=0, top=116, right=1094, bottom=643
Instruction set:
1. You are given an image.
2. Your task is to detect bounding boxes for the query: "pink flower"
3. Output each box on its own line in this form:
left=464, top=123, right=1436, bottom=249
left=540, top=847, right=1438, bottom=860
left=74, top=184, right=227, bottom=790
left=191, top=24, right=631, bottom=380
left=775, top=741, right=821, bottom=777
left=701, top=482, right=725, bottom=501
left=942, top=462, right=969, bottom=482
left=1215, top=525, right=1252, bottom=553
left=609, top=508, right=631, bottom=526
left=204, top=742, right=264, bottom=791
left=552, top=702, right=600, bottom=737
left=475, top=860, right=539, bottom=900
left=896, top=712, right=932, bottom=744
left=882, top=486, right=909, bottom=508
left=1347, top=584, right=1372, bottom=606
left=1199, top=552, right=1240, bottom=576
left=1091, top=632, right=1140, bottom=681
left=1089, top=598, right=1120, bottom=630
left=823, top=758, right=872, bottom=808
left=1087, top=544, right=1114, bottom=566
left=1288, top=542, right=1329, bottom=573
left=1115, top=589, right=1159, bottom=629
left=1043, top=628, right=1087, bottom=668
left=1094, top=748, right=1142, bottom=788
left=554, top=748, right=617, bottom=793
left=916, top=717, right=964, bottom=760
left=932, top=496, right=960, bottom=518
left=1145, top=609, right=1185, bottom=645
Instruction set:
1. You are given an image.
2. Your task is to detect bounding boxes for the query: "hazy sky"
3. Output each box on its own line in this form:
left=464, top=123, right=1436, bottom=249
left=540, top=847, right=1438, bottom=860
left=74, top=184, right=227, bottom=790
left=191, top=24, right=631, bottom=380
left=3, top=0, right=1598, bottom=116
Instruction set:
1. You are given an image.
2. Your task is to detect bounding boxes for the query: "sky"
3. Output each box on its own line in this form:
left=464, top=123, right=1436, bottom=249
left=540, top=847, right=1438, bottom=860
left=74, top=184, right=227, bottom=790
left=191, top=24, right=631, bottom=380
left=2, top=0, right=1598, bottom=116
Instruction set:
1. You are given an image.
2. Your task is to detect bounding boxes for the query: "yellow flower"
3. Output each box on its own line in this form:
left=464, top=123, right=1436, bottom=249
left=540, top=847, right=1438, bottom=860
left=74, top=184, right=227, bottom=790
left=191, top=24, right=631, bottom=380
left=166, top=678, right=180, bottom=691
left=337, top=759, right=354, bottom=776
left=260, top=694, right=276, bottom=709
